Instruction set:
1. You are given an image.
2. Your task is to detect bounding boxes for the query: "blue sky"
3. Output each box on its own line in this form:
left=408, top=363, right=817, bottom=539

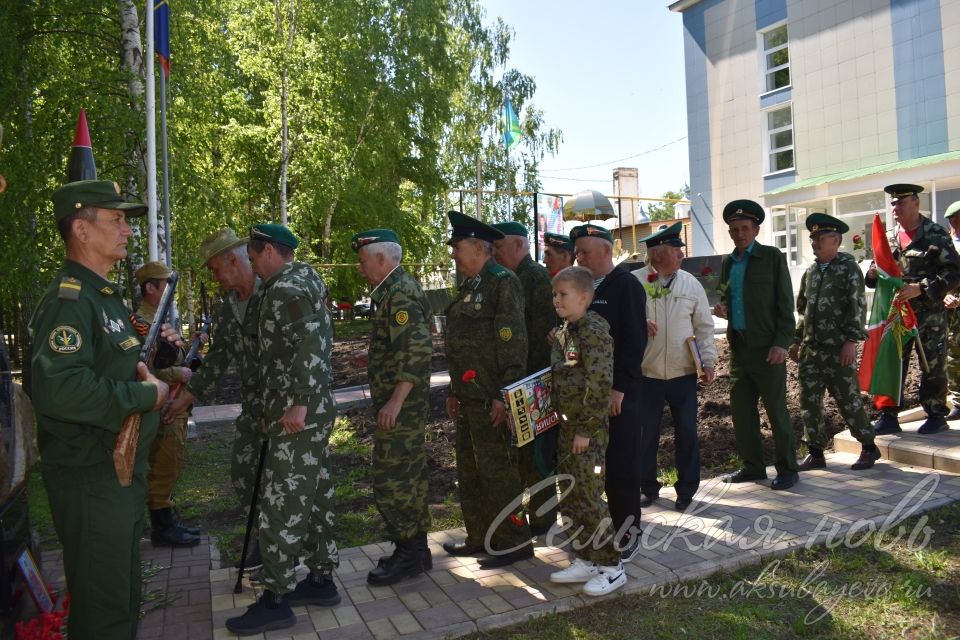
left=480, top=0, right=690, bottom=201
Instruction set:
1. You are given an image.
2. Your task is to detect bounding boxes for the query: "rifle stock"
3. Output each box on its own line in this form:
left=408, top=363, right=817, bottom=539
left=114, top=271, right=179, bottom=487
left=184, top=281, right=210, bottom=371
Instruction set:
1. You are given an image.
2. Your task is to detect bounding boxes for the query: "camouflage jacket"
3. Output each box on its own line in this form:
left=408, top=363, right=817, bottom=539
left=368, top=266, right=432, bottom=404
left=446, top=258, right=528, bottom=402
left=550, top=311, right=613, bottom=437
left=258, top=261, right=334, bottom=425
left=866, top=215, right=960, bottom=312
left=186, top=277, right=264, bottom=410
left=795, top=252, right=867, bottom=347
left=513, top=255, right=557, bottom=373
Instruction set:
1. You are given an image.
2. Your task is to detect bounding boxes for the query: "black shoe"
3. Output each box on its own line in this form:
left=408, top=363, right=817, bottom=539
left=917, top=416, right=947, bottom=434
left=639, top=494, right=658, bottom=508
left=477, top=544, right=534, bottom=569
left=442, top=540, right=482, bottom=557
left=234, top=539, right=263, bottom=572
left=173, top=514, right=201, bottom=536
left=367, top=535, right=429, bottom=586
left=149, top=508, right=200, bottom=547
left=724, top=469, right=768, bottom=483
left=947, top=406, right=960, bottom=421
left=798, top=452, right=826, bottom=471
left=674, top=496, right=693, bottom=511
left=851, top=445, right=881, bottom=470
left=771, top=472, right=799, bottom=491
left=872, top=412, right=902, bottom=435
left=225, top=590, right=296, bottom=636
left=286, top=572, right=341, bottom=607
left=619, top=535, right=641, bottom=562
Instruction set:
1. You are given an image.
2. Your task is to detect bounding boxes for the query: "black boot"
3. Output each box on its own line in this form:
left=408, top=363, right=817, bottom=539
left=225, top=589, right=295, bottom=636
left=851, top=443, right=881, bottom=470
left=286, top=571, right=341, bottom=606
left=234, top=537, right=263, bottom=572
left=150, top=508, right=200, bottom=547
left=872, top=411, right=901, bottom=435
left=172, top=511, right=201, bottom=536
left=416, top=532, right=433, bottom=570
left=798, top=447, right=826, bottom=471
left=367, top=536, right=428, bottom=586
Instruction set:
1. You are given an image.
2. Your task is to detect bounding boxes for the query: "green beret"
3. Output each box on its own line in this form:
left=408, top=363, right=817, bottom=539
left=351, top=228, right=400, bottom=252
left=569, top=223, right=613, bottom=244
left=491, top=221, right=528, bottom=237
left=884, top=183, right=922, bottom=203
left=446, top=210, right=504, bottom=245
left=135, top=260, right=173, bottom=284
left=200, top=227, right=247, bottom=265
left=543, top=232, right=574, bottom=252
left=722, top=199, right=765, bottom=225
left=51, top=179, right=147, bottom=221
left=945, top=201, right=960, bottom=219
left=637, top=221, right=685, bottom=248
left=250, top=222, right=299, bottom=249
left=805, top=212, right=849, bottom=235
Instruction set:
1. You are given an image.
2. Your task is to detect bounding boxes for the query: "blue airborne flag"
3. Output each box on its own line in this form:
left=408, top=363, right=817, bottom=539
left=155, top=0, right=171, bottom=76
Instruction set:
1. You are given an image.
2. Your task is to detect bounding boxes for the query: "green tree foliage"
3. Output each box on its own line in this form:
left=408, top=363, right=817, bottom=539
left=647, top=186, right=691, bottom=222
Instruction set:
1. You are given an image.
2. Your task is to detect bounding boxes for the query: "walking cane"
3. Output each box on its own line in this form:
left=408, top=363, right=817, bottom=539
left=234, top=438, right=269, bottom=594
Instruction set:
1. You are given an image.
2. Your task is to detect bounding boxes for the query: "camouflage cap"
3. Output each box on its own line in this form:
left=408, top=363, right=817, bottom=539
left=569, top=223, right=613, bottom=244
left=250, top=222, right=299, bottom=249
left=446, top=210, right=504, bottom=245
left=135, top=260, right=173, bottom=284
left=637, top=221, right=685, bottom=248
left=543, top=232, right=574, bottom=253
left=722, top=199, right=765, bottom=225
left=351, top=228, right=400, bottom=252
left=805, top=212, right=849, bottom=235
left=491, top=221, right=528, bottom=237
left=884, top=183, right=923, bottom=204
left=52, top=179, right=147, bottom=221
left=199, top=227, right=247, bottom=265
left=945, top=201, right=960, bottom=219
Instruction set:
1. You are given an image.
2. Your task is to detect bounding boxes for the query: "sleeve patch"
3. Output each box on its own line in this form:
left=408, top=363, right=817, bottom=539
left=498, top=327, right=513, bottom=341
left=48, top=325, right=83, bottom=353
left=394, top=310, right=409, bottom=326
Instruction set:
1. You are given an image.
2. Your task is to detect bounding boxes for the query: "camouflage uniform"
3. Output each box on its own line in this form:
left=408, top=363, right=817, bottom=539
left=866, top=217, right=960, bottom=416
left=445, top=258, right=531, bottom=551
left=947, top=236, right=960, bottom=411
left=186, top=278, right=265, bottom=510
left=551, top=311, right=618, bottom=566
left=512, top=255, right=559, bottom=530
left=795, top=252, right=873, bottom=448
left=258, top=261, right=338, bottom=594
left=368, top=266, right=432, bottom=539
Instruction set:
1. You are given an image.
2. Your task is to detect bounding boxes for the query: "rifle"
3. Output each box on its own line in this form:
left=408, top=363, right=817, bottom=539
left=184, top=281, right=210, bottom=371
left=113, top=271, right=179, bottom=487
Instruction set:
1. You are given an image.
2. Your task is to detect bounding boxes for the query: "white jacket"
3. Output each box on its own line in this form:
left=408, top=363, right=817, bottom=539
left=634, top=266, right=717, bottom=380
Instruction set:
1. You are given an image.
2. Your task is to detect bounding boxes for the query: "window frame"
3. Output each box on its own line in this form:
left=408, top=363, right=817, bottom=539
left=762, top=102, right=796, bottom=176
left=759, top=22, right=791, bottom=96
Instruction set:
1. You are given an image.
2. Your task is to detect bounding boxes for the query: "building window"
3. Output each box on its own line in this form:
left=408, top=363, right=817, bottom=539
left=769, top=205, right=798, bottom=265
left=761, top=24, right=790, bottom=93
left=764, top=105, right=794, bottom=173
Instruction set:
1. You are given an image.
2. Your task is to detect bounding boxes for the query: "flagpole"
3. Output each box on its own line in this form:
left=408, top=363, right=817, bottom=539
left=159, top=67, right=171, bottom=267
left=145, top=0, right=158, bottom=262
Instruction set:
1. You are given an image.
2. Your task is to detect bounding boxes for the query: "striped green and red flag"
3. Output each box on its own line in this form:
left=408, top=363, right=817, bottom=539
left=857, top=213, right=918, bottom=408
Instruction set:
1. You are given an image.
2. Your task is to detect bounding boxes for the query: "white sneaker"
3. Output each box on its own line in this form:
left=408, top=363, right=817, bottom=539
left=583, top=563, right=627, bottom=596
left=550, top=558, right=598, bottom=583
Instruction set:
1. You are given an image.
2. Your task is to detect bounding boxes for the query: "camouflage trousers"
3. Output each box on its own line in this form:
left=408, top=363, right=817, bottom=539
left=896, top=309, right=949, bottom=418
left=555, top=422, right=618, bottom=566
left=947, top=308, right=960, bottom=408
left=259, top=424, right=338, bottom=595
left=232, top=399, right=265, bottom=513
left=146, top=414, right=188, bottom=510
left=798, top=343, right=873, bottom=449
left=373, top=394, right=431, bottom=540
left=455, top=399, right=531, bottom=552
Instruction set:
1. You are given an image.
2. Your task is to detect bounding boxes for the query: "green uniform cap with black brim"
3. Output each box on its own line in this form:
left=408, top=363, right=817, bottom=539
left=884, top=183, right=923, bottom=204
left=446, top=210, right=504, bottom=244
left=351, top=228, right=400, bottom=252
left=722, top=199, right=765, bottom=225
left=637, top=221, right=685, bottom=248
left=52, top=179, right=147, bottom=221
left=805, top=212, right=849, bottom=235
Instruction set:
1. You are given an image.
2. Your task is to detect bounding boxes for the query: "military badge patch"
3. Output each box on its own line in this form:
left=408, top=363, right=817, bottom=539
left=118, top=336, right=140, bottom=351
left=48, top=325, right=82, bottom=353
left=395, top=310, right=409, bottom=326
left=498, top=327, right=512, bottom=341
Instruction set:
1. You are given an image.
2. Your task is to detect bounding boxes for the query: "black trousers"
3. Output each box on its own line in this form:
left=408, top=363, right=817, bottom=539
left=604, top=388, right=642, bottom=541
left=638, top=374, right=700, bottom=500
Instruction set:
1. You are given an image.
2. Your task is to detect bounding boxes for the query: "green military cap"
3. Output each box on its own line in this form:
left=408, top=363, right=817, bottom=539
left=884, top=183, right=923, bottom=204
left=637, top=221, right=685, bottom=248
left=350, top=228, right=400, bottom=252
left=569, top=223, right=613, bottom=244
left=446, top=210, right=504, bottom=245
left=805, top=212, right=849, bottom=235
left=491, top=221, right=528, bottom=237
left=250, top=222, right=299, bottom=249
left=543, top=232, right=574, bottom=252
left=51, top=179, right=147, bottom=221
left=945, top=201, right=960, bottom=219
left=722, top=199, right=765, bottom=225
left=200, top=227, right=247, bottom=265
left=135, top=260, right=172, bottom=284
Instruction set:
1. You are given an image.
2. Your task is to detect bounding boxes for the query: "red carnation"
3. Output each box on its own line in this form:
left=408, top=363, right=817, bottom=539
left=700, top=266, right=713, bottom=276
left=647, top=272, right=658, bottom=283
left=461, top=370, right=477, bottom=383
left=852, top=235, right=861, bottom=243
left=509, top=512, right=526, bottom=527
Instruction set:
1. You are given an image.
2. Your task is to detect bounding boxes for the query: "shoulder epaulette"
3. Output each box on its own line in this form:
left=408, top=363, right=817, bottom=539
left=58, top=277, right=82, bottom=301
left=489, top=263, right=510, bottom=277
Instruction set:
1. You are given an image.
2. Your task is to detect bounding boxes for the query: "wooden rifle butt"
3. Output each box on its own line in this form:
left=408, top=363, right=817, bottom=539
left=113, top=413, right=141, bottom=487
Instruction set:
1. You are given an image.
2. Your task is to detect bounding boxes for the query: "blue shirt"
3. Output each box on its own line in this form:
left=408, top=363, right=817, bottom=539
left=728, top=241, right=755, bottom=331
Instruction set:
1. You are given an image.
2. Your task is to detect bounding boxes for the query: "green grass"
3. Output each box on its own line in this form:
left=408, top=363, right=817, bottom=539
left=331, top=318, right=371, bottom=339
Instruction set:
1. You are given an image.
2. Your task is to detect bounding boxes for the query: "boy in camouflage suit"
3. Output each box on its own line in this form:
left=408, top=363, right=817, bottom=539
left=788, top=214, right=880, bottom=471
left=944, top=201, right=960, bottom=421
left=351, top=229, right=433, bottom=586
left=226, top=224, right=339, bottom=636
left=547, top=266, right=625, bottom=596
